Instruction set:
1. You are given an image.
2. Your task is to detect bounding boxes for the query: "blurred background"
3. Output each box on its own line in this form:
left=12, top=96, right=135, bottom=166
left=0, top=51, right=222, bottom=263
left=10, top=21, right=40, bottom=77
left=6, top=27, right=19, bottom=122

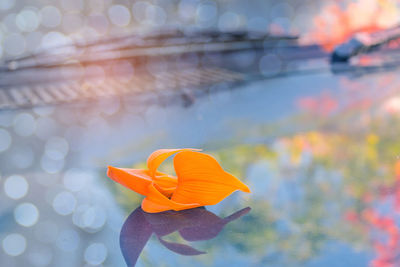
left=0, top=0, right=317, bottom=59
left=0, top=0, right=399, bottom=58
left=2, top=0, right=400, bottom=267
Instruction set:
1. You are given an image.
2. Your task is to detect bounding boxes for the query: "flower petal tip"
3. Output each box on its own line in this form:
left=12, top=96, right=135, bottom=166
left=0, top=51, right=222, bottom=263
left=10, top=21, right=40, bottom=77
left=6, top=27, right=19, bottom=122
left=107, top=165, right=114, bottom=173
left=107, top=165, right=117, bottom=180
left=241, top=185, right=251, bottom=193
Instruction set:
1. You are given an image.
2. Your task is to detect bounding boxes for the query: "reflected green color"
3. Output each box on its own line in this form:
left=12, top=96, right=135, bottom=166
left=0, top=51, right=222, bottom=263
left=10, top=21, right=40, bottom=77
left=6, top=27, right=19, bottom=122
left=107, top=80, right=400, bottom=266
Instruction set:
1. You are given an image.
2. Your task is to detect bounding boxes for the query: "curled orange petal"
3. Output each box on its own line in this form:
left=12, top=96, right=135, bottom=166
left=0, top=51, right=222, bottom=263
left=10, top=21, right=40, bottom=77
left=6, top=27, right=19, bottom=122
left=153, top=183, right=175, bottom=198
left=147, top=148, right=201, bottom=177
left=153, top=172, right=178, bottom=189
left=107, top=166, right=152, bottom=196
left=141, top=183, right=201, bottom=213
left=171, top=151, right=251, bottom=206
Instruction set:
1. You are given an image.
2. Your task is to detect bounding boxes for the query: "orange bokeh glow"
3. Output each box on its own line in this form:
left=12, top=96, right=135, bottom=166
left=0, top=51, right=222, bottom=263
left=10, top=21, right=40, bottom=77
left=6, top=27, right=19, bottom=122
left=301, top=0, right=400, bottom=51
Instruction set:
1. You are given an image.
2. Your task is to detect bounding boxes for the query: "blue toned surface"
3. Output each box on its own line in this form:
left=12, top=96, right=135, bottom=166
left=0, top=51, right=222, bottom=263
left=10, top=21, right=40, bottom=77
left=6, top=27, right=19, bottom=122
left=1, top=61, right=400, bottom=266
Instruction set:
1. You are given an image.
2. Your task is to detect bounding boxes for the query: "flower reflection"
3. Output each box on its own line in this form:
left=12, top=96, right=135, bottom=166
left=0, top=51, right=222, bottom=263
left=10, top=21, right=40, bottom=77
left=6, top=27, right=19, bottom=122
left=120, top=206, right=251, bottom=266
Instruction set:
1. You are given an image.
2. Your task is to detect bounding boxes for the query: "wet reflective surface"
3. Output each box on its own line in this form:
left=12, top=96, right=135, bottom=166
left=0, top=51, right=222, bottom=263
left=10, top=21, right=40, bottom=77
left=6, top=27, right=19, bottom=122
left=2, top=48, right=400, bottom=266
left=3, top=0, right=400, bottom=266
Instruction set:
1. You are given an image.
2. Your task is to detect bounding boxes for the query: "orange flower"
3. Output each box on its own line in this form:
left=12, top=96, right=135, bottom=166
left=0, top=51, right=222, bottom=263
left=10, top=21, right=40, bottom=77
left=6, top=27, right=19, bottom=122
left=107, top=149, right=251, bottom=213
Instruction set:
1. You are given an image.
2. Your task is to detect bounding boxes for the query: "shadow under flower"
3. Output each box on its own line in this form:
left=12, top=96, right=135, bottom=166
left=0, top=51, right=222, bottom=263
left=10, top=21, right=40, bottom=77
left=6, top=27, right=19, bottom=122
left=120, top=206, right=251, bottom=266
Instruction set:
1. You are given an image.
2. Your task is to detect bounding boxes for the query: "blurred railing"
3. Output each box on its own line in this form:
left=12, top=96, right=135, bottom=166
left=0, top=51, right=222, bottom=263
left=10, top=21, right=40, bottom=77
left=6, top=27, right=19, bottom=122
left=0, top=30, right=299, bottom=110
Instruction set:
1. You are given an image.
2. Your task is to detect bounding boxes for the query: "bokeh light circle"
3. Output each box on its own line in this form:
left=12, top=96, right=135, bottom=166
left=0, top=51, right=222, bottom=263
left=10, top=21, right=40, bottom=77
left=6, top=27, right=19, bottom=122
left=52, top=191, right=77, bottom=215
left=84, top=243, right=108, bottom=265
left=4, top=175, right=29, bottom=199
left=14, top=202, right=39, bottom=227
left=108, top=5, right=131, bottom=27
left=2, top=233, right=26, bottom=256
left=16, top=9, right=40, bottom=32
left=13, top=113, right=36, bottom=137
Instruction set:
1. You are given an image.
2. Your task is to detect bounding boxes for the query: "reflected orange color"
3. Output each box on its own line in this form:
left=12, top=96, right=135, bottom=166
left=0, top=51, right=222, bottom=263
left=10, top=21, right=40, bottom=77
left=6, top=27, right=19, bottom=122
left=107, top=149, right=251, bottom=213
left=301, top=0, right=400, bottom=51
left=297, top=91, right=338, bottom=116
left=356, top=160, right=400, bottom=267
left=357, top=56, right=374, bottom=66
left=395, top=161, right=400, bottom=176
